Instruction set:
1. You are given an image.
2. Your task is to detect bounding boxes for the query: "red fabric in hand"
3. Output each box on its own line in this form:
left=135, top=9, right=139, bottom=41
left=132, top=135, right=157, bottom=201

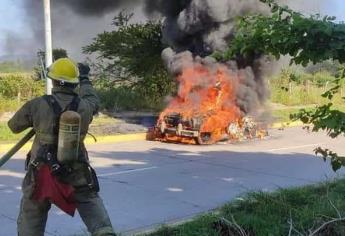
left=32, top=164, right=77, bottom=216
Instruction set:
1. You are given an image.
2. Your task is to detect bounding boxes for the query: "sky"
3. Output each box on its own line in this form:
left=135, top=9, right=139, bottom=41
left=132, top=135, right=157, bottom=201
left=0, top=0, right=37, bottom=59
left=0, top=1, right=29, bottom=51
left=0, top=0, right=344, bottom=59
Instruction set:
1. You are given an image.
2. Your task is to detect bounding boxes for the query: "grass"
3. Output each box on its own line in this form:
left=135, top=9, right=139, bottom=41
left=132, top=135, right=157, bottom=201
left=270, top=81, right=345, bottom=107
left=271, top=107, right=318, bottom=123
left=90, top=114, right=121, bottom=126
left=1, top=76, right=345, bottom=141
left=272, top=108, right=302, bottom=123
left=0, top=99, right=23, bottom=115
left=0, top=122, right=26, bottom=143
left=273, top=105, right=345, bottom=124
left=145, top=179, right=345, bottom=236
left=269, top=81, right=345, bottom=123
left=96, top=86, right=165, bottom=112
left=270, top=84, right=324, bottom=106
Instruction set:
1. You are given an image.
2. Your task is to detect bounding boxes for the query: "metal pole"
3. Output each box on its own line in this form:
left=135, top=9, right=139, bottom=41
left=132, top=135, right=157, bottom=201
left=44, top=0, right=53, bottom=95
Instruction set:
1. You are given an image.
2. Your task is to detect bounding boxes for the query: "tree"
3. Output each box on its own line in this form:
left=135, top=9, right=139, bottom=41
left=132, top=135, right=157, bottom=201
left=83, top=11, right=174, bottom=105
left=304, top=60, right=341, bottom=76
left=52, top=48, right=68, bottom=61
left=222, top=0, right=345, bottom=171
left=36, top=48, right=69, bottom=80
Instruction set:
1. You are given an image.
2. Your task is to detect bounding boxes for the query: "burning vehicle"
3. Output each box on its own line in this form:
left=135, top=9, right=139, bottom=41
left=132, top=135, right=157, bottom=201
left=151, top=61, right=267, bottom=145
left=145, top=0, right=271, bottom=145
left=156, top=113, right=260, bottom=145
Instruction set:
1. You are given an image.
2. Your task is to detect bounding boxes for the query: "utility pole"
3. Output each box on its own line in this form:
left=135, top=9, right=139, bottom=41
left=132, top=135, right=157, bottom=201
left=43, top=0, right=53, bottom=95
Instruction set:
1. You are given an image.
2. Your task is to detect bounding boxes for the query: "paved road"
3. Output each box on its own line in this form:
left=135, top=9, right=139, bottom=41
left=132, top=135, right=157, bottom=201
left=1, top=127, right=345, bottom=236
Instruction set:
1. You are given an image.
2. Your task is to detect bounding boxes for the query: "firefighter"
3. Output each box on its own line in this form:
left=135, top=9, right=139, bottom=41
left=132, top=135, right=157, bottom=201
left=8, top=58, right=116, bottom=236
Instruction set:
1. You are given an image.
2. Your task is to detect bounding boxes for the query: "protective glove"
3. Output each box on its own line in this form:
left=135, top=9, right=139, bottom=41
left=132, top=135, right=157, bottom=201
left=78, top=63, right=90, bottom=81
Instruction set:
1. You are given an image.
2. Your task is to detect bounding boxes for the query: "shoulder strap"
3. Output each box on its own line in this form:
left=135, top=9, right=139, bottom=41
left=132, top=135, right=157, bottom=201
left=43, top=95, right=80, bottom=135
left=43, top=95, right=62, bottom=116
left=43, top=95, right=62, bottom=135
left=43, top=95, right=80, bottom=114
left=65, top=96, right=80, bottom=112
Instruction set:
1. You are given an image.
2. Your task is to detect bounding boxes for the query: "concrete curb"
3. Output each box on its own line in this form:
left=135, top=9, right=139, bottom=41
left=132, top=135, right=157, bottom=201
left=84, top=133, right=147, bottom=145
left=0, top=121, right=304, bottom=153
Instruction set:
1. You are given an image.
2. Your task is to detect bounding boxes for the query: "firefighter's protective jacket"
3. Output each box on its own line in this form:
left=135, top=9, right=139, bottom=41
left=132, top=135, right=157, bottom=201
left=8, top=81, right=99, bottom=162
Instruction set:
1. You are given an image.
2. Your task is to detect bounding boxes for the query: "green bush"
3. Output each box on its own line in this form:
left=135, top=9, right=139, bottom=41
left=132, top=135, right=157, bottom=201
left=270, top=84, right=323, bottom=106
left=0, top=97, right=23, bottom=114
left=268, top=69, right=344, bottom=106
left=0, top=73, right=44, bottom=100
left=312, top=71, right=337, bottom=87
left=0, top=73, right=44, bottom=115
left=96, top=85, right=166, bottom=112
left=0, top=61, right=29, bottom=73
left=0, top=122, right=25, bottom=142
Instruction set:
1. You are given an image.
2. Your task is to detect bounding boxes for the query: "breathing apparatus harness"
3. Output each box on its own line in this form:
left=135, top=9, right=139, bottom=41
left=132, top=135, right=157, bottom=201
left=29, top=94, right=80, bottom=176
left=28, top=94, right=100, bottom=193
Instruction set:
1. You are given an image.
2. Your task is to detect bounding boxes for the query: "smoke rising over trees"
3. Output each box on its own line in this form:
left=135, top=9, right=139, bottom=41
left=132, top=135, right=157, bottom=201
left=155, top=0, right=270, bottom=115
left=7, top=0, right=145, bottom=59
left=151, top=0, right=329, bottom=115
left=3, top=0, right=333, bottom=116
left=8, top=0, right=322, bottom=114
left=6, top=0, right=326, bottom=60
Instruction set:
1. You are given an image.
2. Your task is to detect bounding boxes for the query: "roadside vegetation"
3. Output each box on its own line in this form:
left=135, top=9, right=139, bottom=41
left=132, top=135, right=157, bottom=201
left=1, top=2, right=345, bottom=156
left=1, top=10, right=344, bottom=140
left=0, top=73, right=44, bottom=114
left=223, top=0, right=345, bottom=171
left=0, top=61, right=32, bottom=73
left=0, top=122, right=24, bottom=143
left=146, top=179, right=345, bottom=236
left=0, top=65, right=341, bottom=128
left=83, top=11, right=174, bottom=112
left=270, top=69, right=345, bottom=107
left=268, top=67, right=345, bottom=122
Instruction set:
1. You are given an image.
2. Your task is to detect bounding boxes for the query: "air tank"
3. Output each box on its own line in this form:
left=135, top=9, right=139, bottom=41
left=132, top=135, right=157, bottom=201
left=57, top=111, right=81, bottom=163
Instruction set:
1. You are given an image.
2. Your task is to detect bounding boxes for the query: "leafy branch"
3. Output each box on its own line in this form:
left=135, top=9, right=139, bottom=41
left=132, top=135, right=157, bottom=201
left=223, top=0, right=345, bottom=171
left=83, top=11, right=174, bottom=106
left=225, top=0, right=345, bottom=65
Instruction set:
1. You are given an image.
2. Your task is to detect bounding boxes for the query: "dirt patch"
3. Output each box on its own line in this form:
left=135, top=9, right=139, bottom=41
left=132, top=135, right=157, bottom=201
left=89, top=112, right=157, bottom=136
left=0, top=112, right=14, bottom=122
left=89, top=122, right=148, bottom=135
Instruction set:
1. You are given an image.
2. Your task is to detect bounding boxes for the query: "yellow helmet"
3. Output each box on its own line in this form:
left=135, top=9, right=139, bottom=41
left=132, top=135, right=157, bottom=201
left=47, top=58, right=79, bottom=84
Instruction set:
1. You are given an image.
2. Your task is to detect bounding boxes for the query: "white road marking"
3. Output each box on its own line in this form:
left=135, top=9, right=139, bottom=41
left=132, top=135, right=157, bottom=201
left=268, top=143, right=323, bottom=152
left=98, top=166, right=158, bottom=177
left=0, top=170, right=25, bottom=178
left=166, top=187, right=184, bottom=192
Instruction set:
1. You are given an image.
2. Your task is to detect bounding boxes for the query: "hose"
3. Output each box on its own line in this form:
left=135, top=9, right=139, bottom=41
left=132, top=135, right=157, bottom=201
left=0, top=129, right=35, bottom=168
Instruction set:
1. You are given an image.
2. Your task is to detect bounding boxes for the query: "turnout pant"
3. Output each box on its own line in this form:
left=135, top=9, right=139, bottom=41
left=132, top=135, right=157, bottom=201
left=17, top=164, right=116, bottom=236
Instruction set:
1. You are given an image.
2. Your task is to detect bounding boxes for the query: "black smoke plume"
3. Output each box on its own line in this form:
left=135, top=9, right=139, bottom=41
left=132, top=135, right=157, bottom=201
left=54, top=0, right=139, bottom=16
left=7, top=0, right=326, bottom=100
left=10, top=0, right=143, bottom=59
left=156, top=0, right=270, bottom=115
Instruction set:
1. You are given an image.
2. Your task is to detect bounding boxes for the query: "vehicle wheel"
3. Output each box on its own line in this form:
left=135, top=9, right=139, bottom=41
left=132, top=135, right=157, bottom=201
left=195, top=132, right=215, bottom=145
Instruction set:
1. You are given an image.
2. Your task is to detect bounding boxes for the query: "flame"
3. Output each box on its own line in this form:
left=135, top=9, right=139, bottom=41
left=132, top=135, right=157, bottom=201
left=149, top=61, right=267, bottom=144
left=161, top=64, right=241, bottom=125
left=155, top=63, right=241, bottom=143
